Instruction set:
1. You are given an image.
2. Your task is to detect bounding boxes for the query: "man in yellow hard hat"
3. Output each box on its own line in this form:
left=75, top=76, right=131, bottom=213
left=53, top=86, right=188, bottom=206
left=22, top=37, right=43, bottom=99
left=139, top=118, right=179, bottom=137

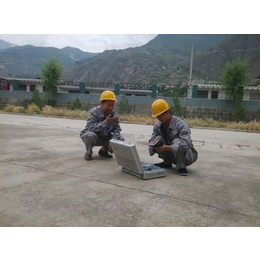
left=148, top=99, right=198, bottom=176
left=80, top=90, right=124, bottom=161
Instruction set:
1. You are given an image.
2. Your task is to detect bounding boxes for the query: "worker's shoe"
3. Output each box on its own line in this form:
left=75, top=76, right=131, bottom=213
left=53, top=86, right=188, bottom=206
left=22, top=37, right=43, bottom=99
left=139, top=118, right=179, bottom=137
left=154, top=162, right=172, bottom=168
left=108, top=147, right=114, bottom=154
left=98, top=148, right=113, bottom=158
left=178, top=168, right=188, bottom=176
left=84, top=153, right=92, bottom=161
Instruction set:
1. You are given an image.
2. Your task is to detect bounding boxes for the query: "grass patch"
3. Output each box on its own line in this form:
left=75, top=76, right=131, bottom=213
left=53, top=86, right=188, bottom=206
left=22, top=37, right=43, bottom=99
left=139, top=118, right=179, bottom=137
left=186, top=117, right=260, bottom=131
left=26, top=103, right=41, bottom=114
left=1, top=104, right=260, bottom=132
left=120, top=114, right=157, bottom=125
left=13, top=106, right=26, bottom=113
left=42, top=105, right=87, bottom=119
left=3, top=105, right=15, bottom=112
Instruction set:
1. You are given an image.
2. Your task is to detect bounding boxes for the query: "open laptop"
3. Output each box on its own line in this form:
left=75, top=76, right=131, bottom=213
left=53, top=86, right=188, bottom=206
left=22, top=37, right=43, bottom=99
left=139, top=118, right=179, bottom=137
left=110, top=139, right=166, bottom=180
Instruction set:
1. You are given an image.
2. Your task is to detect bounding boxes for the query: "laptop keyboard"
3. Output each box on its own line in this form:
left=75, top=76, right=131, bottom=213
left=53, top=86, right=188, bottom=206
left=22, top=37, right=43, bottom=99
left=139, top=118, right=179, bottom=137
left=142, top=163, right=155, bottom=171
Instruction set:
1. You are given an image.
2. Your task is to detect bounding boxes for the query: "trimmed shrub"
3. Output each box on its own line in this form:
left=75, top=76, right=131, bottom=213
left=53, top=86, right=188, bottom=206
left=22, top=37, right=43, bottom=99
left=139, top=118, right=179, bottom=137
left=27, top=103, right=41, bottom=114
left=71, top=98, right=82, bottom=110
left=42, top=105, right=55, bottom=115
left=13, top=106, right=25, bottom=113
left=3, top=105, right=15, bottom=112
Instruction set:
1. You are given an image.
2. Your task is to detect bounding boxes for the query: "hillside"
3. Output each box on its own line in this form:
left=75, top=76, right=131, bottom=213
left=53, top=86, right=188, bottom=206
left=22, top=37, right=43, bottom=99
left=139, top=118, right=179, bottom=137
left=0, top=39, right=16, bottom=49
left=193, top=34, right=260, bottom=81
left=0, top=45, right=98, bottom=78
left=64, top=34, right=229, bottom=83
left=1, top=35, right=260, bottom=83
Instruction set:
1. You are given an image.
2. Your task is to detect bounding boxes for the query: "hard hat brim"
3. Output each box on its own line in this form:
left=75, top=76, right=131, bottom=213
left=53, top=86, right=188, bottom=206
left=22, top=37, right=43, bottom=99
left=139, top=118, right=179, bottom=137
left=151, top=107, right=169, bottom=117
left=100, top=98, right=117, bottom=102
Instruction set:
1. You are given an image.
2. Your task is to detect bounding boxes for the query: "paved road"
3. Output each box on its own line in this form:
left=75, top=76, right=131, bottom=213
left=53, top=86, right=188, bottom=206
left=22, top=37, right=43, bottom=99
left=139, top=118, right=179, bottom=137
left=0, top=113, right=260, bottom=226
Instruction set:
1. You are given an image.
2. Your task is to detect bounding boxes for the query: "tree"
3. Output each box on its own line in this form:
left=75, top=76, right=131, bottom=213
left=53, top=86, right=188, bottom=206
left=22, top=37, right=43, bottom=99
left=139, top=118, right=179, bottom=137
left=31, top=89, right=44, bottom=108
left=71, top=98, right=82, bottom=110
left=41, top=59, right=63, bottom=102
left=221, top=59, right=249, bottom=121
left=118, top=95, right=132, bottom=114
left=171, top=91, right=183, bottom=117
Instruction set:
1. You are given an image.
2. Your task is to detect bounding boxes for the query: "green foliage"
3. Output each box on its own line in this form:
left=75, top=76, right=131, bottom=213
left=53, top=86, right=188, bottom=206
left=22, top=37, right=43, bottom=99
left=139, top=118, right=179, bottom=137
left=171, top=92, right=183, bottom=117
left=160, top=86, right=185, bottom=117
left=180, top=86, right=188, bottom=97
left=41, top=59, right=63, bottom=100
left=222, top=59, right=249, bottom=97
left=46, top=99, right=57, bottom=107
left=231, top=86, right=245, bottom=121
left=221, top=59, right=249, bottom=121
left=118, top=95, right=132, bottom=114
left=161, top=86, right=188, bottom=97
left=71, top=98, right=82, bottom=110
left=31, top=89, right=44, bottom=108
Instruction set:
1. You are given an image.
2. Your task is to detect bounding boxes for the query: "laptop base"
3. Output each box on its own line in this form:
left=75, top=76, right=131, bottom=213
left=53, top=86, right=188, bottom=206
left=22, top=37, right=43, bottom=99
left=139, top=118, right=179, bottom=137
left=110, top=139, right=166, bottom=180
left=122, top=164, right=166, bottom=180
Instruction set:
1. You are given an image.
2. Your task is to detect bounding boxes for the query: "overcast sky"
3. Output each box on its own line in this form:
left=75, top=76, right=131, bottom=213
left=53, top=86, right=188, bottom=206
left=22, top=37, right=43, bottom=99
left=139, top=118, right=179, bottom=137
left=1, top=1, right=257, bottom=54
left=0, top=34, right=157, bottom=53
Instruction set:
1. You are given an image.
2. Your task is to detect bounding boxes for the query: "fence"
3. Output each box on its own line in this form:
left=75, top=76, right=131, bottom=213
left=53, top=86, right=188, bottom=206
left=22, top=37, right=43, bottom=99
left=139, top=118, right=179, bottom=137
left=1, top=91, right=260, bottom=121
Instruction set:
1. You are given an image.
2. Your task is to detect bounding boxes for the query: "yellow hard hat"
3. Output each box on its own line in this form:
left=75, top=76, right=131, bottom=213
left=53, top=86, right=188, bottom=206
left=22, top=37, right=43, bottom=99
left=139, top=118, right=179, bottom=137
left=100, top=90, right=117, bottom=102
left=151, top=99, right=170, bottom=117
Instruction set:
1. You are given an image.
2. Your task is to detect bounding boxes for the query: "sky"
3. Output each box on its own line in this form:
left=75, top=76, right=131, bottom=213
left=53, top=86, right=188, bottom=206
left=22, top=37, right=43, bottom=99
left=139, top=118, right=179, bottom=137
left=2, top=1, right=258, bottom=56
left=0, top=34, right=157, bottom=53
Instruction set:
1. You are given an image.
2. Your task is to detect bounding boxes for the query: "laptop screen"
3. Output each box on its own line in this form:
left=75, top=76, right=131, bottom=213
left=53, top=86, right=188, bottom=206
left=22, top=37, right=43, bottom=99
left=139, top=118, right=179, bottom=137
left=110, top=139, right=143, bottom=173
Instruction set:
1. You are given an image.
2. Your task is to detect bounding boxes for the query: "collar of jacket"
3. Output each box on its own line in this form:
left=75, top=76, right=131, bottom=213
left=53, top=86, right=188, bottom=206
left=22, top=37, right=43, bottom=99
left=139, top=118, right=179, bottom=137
left=159, top=115, right=177, bottom=130
left=97, top=105, right=105, bottom=118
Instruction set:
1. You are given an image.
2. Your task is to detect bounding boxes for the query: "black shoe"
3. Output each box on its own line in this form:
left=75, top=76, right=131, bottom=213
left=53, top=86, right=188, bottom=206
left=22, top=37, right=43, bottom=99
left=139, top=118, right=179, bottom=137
left=178, top=168, right=188, bottom=176
left=98, top=148, right=113, bottom=158
left=154, top=162, right=172, bottom=168
left=84, top=153, right=92, bottom=161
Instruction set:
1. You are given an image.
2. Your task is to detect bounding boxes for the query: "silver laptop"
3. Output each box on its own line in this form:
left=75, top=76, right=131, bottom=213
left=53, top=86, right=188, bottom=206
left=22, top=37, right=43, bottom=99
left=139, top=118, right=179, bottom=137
left=110, top=139, right=166, bottom=180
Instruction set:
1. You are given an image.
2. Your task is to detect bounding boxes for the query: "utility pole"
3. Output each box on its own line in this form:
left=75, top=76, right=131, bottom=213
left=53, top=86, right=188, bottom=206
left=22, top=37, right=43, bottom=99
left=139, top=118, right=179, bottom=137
left=189, top=42, right=194, bottom=86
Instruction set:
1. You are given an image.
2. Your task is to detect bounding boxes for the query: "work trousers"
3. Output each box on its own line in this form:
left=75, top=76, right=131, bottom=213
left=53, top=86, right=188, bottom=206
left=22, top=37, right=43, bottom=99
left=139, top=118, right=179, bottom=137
left=157, top=146, right=195, bottom=169
left=80, top=131, right=112, bottom=156
left=80, top=131, right=124, bottom=156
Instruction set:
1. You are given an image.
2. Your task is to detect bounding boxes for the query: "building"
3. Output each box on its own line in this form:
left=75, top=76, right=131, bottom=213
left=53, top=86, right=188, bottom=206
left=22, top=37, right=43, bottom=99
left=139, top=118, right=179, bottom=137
left=187, top=84, right=260, bottom=101
left=0, top=77, right=156, bottom=97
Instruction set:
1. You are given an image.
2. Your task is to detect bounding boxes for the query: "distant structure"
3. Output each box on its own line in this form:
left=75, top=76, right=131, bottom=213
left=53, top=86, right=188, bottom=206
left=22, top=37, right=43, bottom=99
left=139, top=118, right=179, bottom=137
left=187, top=84, right=260, bottom=101
left=1, top=76, right=260, bottom=101
left=0, top=76, right=158, bottom=98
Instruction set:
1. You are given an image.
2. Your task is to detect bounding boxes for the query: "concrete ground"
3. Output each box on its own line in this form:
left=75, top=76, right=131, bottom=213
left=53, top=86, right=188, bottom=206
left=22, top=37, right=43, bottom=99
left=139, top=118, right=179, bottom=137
left=0, top=113, right=260, bottom=227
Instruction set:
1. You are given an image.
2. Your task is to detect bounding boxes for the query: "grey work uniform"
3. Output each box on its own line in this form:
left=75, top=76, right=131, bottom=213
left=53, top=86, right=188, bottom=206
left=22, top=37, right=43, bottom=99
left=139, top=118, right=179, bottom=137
left=148, top=115, right=198, bottom=169
left=80, top=105, right=124, bottom=156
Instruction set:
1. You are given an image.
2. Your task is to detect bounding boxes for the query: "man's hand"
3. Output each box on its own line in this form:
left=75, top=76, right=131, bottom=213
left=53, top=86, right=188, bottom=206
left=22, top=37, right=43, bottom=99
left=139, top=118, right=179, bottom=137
left=106, top=114, right=116, bottom=125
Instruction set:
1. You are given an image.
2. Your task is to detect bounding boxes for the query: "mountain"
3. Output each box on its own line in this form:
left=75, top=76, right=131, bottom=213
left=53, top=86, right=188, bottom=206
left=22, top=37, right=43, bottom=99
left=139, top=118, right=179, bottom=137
left=2, top=35, right=259, bottom=83
left=0, top=45, right=98, bottom=78
left=60, top=47, right=97, bottom=61
left=193, top=34, right=260, bottom=81
left=65, top=34, right=230, bottom=83
left=0, top=39, right=16, bottom=49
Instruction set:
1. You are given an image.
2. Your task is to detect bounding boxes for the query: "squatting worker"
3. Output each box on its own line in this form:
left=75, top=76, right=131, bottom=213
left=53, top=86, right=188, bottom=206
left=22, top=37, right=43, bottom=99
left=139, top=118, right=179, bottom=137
left=148, top=99, right=198, bottom=176
left=80, top=90, right=124, bottom=161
